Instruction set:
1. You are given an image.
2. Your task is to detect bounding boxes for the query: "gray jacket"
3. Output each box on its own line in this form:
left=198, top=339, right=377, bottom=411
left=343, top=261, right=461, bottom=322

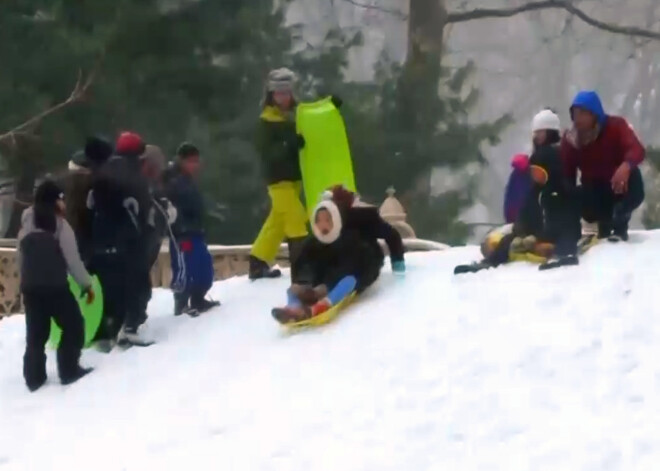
left=18, top=207, right=92, bottom=291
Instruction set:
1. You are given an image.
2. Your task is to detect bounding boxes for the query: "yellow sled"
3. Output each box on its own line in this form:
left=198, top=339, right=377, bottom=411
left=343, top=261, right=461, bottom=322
left=279, top=292, right=357, bottom=329
left=508, top=233, right=600, bottom=264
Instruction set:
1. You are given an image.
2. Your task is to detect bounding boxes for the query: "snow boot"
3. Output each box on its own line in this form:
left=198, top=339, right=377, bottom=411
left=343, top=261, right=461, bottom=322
left=597, top=222, right=612, bottom=240
left=23, top=347, right=47, bottom=392
left=249, top=255, right=282, bottom=280
left=610, top=221, right=629, bottom=242
left=60, top=366, right=94, bottom=386
left=271, top=305, right=312, bottom=324
left=454, top=261, right=493, bottom=275
left=117, top=326, right=155, bottom=347
left=539, top=254, right=579, bottom=271
left=174, top=293, right=199, bottom=317
left=289, top=284, right=328, bottom=306
left=190, top=293, right=220, bottom=314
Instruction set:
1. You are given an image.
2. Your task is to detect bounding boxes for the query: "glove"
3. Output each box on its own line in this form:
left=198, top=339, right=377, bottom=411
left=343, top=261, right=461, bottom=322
left=296, top=134, right=306, bottom=150
left=392, top=259, right=406, bottom=274
left=331, top=95, right=343, bottom=109
left=81, top=286, right=95, bottom=305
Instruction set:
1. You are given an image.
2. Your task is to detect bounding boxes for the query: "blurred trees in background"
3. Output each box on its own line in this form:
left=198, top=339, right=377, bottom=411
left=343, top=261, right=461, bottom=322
left=3, top=0, right=659, bottom=243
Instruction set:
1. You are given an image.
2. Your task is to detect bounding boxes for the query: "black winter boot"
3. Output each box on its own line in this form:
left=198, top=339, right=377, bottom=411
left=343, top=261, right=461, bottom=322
left=597, top=222, right=613, bottom=239
left=190, top=292, right=221, bottom=314
left=23, top=347, right=47, bottom=392
left=249, top=255, right=282, bottom=280
left=60, top=366, right=94, bottom=386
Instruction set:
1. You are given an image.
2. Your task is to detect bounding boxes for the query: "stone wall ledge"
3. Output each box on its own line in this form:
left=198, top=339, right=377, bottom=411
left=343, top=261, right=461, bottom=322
left=0, top=238, right=447, bottom=317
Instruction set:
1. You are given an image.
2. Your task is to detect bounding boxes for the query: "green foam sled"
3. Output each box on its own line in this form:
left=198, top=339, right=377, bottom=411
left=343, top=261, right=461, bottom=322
left=48, top=275, right=104, bottom=349
left=297, top=97, right=357, bottom=218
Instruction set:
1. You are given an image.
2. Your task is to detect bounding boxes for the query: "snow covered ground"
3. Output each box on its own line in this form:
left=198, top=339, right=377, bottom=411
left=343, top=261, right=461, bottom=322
left=2, top=232, right=660, bottom=470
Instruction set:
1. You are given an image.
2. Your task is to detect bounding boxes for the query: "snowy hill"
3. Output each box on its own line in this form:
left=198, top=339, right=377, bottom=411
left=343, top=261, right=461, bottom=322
left=2, top=232, right=660, bottom=470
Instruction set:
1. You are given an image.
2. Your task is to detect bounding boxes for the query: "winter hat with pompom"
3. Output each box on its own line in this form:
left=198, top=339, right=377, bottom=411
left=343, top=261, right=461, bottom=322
left=531, top=109, right=561, bottom=133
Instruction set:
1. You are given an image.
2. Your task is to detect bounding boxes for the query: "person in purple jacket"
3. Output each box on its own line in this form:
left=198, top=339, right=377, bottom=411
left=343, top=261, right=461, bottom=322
left=504, top=153, right=532, bottom=223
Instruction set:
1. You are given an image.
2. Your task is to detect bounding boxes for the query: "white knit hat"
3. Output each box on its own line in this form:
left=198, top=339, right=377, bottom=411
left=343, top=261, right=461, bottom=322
left=266, top=68, right=297, bottom=92
left=531, top=109, right=561, bottom=132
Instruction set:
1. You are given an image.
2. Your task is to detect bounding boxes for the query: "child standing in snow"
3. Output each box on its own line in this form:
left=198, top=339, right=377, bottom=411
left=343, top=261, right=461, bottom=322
left=166, top=143, right=219, bottom=316
left=272, top=198, right=383, bottom=323
left=18, top=181, right=94, bottom=391
left=504, top=153, right=532, bottom=224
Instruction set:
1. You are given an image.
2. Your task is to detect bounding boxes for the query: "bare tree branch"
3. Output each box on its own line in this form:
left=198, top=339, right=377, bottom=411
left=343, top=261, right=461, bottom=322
left=339, top=0, right=407, bottom=19
left=341, top=0, right=660, bottom=41
left=446, top=0, right=660, bottom=40
left=0, top=51, right=105, bottom=147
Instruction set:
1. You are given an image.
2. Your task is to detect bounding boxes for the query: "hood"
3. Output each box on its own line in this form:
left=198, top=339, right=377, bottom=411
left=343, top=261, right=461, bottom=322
left=570, top=91, right=607, bottom=128
left=312, top=200, right=343, bottom=245
left=511, top=153, right=529, bottom=171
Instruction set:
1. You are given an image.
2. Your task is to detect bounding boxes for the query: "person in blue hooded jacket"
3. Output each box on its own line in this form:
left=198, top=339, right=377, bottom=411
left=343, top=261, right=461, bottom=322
left=561, top=90, right=645, bottom=241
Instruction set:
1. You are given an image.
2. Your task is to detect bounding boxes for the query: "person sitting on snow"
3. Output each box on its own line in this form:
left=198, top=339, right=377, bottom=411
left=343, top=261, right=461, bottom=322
left=18, top=180, right=95, bottom=391
left=504, top=153, right=532, bottom=224
left=322, top=185, right=406, bottom=274
left=166, top=142, right=219, bottom=316
left=561, top=90, right=645, bottom=241
left=272, top=198, right=384, bottom=323
left=455, top=109, right=581, bottom=273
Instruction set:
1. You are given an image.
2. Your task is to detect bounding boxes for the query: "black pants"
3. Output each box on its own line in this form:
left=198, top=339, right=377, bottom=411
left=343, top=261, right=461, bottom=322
left=23, top=288, right=84, bottom=388
left=581, top=167, right=645, bottom=231
left=92, top=250, right=150, bottom=339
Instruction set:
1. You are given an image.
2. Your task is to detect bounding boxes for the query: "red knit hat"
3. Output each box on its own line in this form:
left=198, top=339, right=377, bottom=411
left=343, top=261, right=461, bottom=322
left=115, top=131, right=145, bottom=156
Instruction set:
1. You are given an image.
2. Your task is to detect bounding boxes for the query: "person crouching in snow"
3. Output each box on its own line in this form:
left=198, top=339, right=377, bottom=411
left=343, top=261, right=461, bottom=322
left=323, top=185, right=406, bottom=274
left=166, top=143, right=218, bottom=316
left=504, top=153, right=532, bottom=224
left=272, top=199, right=383, bottom=323
left=18, top=181, right=95, bottom=391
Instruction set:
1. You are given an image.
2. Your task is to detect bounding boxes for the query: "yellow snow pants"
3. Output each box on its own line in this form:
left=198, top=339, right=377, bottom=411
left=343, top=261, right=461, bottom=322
left=251, top=181, right=308, bottom=264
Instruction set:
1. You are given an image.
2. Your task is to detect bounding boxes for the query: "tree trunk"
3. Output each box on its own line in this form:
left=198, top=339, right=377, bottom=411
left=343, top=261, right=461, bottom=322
left=398, top=0, right=448, bottom=204
left=0, top=135, right=42, bottom=238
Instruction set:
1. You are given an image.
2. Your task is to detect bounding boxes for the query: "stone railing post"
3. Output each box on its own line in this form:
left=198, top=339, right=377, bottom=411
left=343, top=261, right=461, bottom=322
left=378, top=186, right=416, bottom=239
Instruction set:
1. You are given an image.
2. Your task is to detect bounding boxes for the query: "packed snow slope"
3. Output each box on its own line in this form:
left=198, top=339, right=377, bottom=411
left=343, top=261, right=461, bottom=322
left=2, top=232, right=660, bottom=471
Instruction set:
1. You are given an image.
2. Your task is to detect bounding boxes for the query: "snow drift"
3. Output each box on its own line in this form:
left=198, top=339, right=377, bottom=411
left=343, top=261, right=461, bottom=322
left=2, top=232, right=660, bottom=471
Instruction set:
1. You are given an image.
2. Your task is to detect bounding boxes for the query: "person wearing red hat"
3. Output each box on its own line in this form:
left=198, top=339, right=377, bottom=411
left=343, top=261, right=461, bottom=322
left=88, top=131, right=153, bottom=347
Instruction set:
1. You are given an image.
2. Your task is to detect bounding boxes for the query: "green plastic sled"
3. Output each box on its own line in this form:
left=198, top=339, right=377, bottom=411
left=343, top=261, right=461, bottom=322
left=297, top=97, right=357, bottom=218
left=48, top=275, right=103, bottom=349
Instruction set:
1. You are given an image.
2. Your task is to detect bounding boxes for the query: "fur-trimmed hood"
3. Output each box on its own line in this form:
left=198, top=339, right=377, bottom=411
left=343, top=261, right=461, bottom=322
left=311, top=199, right=343, bottom=245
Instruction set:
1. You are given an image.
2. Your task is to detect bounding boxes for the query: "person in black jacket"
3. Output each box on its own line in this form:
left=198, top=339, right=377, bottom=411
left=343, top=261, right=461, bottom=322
left=272, top=198, right=383, bottom=323
left=166, top=143, right=218, bottom=316
left=323, top=185, right=405, bottom=274
left=58, top=136, right=113, bottom=266
left=18, top=181, right=95, bottom=391
left=89, top=131, right=153, bottom=346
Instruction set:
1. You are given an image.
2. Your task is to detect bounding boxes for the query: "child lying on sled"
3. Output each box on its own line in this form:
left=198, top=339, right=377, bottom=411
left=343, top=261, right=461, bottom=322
left=272, top=198, right=384, bottom=323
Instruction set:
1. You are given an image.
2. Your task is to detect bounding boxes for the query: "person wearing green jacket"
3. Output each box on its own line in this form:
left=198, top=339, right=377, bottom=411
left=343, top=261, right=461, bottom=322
left=249, top=68, right=309, bottom=280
